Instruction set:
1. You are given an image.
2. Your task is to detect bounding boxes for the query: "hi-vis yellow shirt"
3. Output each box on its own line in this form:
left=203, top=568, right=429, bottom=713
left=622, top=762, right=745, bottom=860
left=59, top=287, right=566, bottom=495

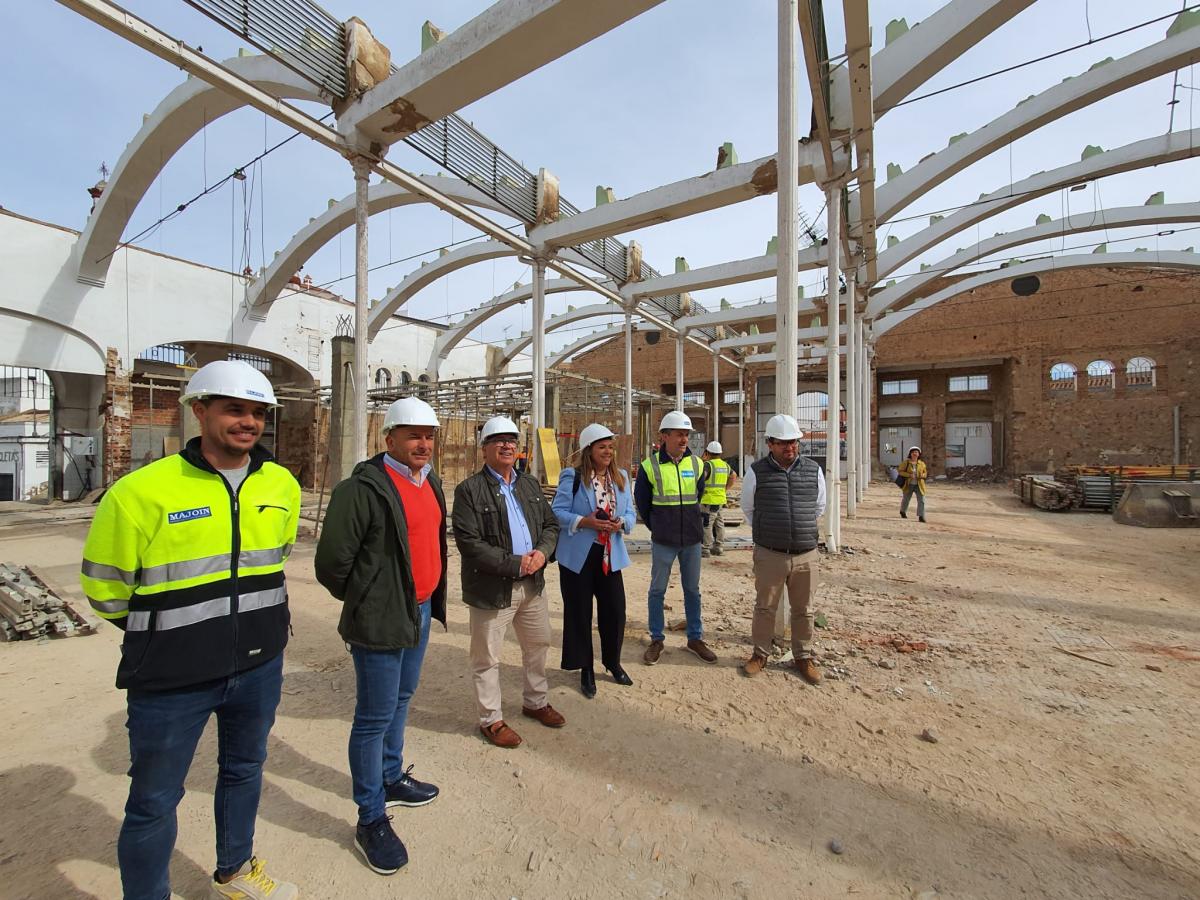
left=81, top=441, right=299, bottom=691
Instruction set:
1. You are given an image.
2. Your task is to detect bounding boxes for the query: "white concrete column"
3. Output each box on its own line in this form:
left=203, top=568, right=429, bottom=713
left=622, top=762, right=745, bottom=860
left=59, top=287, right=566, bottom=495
left=845, top=276, right=857, bottom=518
left=859, top=318, right=870, bottom=496
left=352, top=156, right=371, bottom=464
left=775, top=0, right=799, bottom=421
left=712, top=352, right=720, bottom=447
left=624, top=308, right=634, bottom=435
left=737, top=365, right=745, bottom=473
left=675, top=331, right=685, bottom=410
left=824, top=186, right=841, bottom=552
left=531, top=257, right=547, bottom=478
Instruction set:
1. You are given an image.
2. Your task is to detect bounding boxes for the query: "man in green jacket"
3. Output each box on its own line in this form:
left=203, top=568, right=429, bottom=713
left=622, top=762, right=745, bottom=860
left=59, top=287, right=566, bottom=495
left=315, top=397, right=447, bottom=876
left=452, top=415, right=562, bottom=748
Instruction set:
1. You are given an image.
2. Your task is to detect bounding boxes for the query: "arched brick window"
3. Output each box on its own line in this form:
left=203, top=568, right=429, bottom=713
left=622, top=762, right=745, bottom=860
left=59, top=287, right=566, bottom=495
left=1125, top=356, right=1156, bottom=388
left=1085, top=360, right=1115, bottom=391
left=1049, top=362, right=1077, bottom=392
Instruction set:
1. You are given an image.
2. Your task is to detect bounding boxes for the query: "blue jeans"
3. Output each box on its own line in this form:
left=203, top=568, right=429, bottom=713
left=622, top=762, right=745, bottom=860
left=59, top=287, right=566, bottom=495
left=647, top=541, right=703, bottom=642
left=349, top=600, right=432, bottom=825
left=120, top=652, right=283, bottom=900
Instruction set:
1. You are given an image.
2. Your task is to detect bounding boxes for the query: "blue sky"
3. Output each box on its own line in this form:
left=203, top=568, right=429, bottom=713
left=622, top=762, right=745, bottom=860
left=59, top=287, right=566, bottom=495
left=3, top=1, right=1197, bottom=357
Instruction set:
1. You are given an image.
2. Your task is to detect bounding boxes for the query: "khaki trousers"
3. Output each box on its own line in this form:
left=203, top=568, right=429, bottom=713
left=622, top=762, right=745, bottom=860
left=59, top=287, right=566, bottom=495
left=468, top=579, right=550, bottom=726
left=750, top=546, right=818, bottom=660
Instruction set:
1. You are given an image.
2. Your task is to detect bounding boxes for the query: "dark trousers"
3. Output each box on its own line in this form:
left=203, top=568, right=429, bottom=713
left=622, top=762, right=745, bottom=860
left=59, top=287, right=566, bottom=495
left=559, top=543, right=626, bottom=671
left=120, top=652, right=283, bottom=900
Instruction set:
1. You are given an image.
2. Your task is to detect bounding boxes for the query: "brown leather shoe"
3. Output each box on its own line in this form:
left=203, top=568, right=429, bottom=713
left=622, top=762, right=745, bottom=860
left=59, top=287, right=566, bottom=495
left=793, top=657, right=822, bottom=685
left=643, top=640, right=664, bottom=665
left=741, top=653, right=768, bottom=677
left=521, top=704, right=566, bottom=728
left=686, top=639, right=718, bottom=664
left=480, top=720, right=522, bottom=748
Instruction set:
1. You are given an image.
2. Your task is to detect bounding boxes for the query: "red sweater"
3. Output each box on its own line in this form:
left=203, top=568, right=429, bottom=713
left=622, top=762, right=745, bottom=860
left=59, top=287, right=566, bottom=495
left=384, top=468, right=443, bottom=603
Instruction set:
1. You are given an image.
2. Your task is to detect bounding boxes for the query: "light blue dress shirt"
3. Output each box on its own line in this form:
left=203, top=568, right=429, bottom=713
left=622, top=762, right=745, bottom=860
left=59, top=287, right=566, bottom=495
left=383, top=453, right=431, bottom=486
left=486, top=466, right=534, bottom=556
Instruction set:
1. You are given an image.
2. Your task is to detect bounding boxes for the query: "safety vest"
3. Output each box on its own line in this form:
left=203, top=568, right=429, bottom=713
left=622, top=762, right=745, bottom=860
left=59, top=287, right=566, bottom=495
left=700, top=459, right=731, bottom=505
left=640, top=453, right=701, bottom=505
left=80, top=439, right=300, bottom=691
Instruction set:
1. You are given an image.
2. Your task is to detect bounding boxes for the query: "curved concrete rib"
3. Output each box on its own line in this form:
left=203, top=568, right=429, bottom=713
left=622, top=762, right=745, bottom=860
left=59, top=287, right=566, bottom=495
left=424, top=278, right=594, bottom=378
left=77, top=55, right=322, bottom=286
left=366, top=241, right=516, bottom=339
left=877, top=128, right=1200, bottom=279
left=874, top=252, right=1200, bottom=336
left=496, top=302, right=626, bottom=367
left=0, top=308, right=108, bottom=374
left=548, top=322, right=656, bottom=368
left=876, top=29, right=1200, bottom=223
left=248, top=176, right=509, bottom=316
left=868, top=202, right=1200, bottom=317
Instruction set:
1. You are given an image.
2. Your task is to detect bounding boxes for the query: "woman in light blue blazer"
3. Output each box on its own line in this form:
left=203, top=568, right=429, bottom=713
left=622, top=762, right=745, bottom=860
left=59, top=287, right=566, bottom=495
left=552, top=423, right=636, bottom=698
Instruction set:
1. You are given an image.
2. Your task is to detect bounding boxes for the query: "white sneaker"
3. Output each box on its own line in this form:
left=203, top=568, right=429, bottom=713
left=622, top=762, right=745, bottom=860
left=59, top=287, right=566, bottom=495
left=211, top=857, right=298, bottom=899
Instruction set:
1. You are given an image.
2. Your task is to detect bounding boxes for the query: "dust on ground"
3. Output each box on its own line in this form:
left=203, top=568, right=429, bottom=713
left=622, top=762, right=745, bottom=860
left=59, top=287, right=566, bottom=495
left=1, top=482, right=1198, bottom=899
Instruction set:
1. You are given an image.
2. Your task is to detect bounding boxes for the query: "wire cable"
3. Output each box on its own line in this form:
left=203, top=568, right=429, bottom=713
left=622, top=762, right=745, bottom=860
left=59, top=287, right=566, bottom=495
left=880, top=4, right=1200, bottom=112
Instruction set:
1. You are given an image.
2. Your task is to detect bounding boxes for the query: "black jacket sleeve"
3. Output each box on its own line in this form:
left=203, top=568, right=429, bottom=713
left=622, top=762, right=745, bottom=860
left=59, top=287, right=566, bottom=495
left=634, top=464, right=653, bottom=526
left=314, top=479, right=371, bottom=601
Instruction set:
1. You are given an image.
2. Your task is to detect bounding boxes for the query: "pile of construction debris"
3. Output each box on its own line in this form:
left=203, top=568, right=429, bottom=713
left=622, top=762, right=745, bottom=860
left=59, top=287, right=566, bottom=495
left=0, top=563, right=94, bottom=641
left=1014, top=465, right=1200, bottom=513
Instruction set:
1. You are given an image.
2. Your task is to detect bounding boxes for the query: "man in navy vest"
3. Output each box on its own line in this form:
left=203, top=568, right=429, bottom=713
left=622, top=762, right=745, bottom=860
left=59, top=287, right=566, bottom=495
left=739, top=414, right=826, bottom=684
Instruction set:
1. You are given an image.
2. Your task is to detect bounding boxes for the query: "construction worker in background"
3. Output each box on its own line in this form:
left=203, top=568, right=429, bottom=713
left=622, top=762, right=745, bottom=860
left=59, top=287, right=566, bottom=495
left=699, top=440, right=736, bottom=557
left=80, top=359, right=300, bottom=900
left=314, top=396, right=447, bottom=877
left=453, top=415, right=563, bottom=748
left=635, top=411, right=717, bottom=665
left=739, top=414, right=826, bottom=685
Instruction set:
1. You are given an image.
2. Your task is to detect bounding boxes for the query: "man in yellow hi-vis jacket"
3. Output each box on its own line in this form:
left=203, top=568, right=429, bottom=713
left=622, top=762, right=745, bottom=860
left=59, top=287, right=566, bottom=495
left=80, top=360, right=300, bottom=900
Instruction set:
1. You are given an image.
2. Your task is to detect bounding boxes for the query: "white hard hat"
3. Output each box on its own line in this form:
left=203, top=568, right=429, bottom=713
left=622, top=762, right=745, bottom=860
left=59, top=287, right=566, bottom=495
left=579, top=423, right=615, bottom=450
left=659, top=410, right=693, bottom=431
left=383, top=397, right=439, bottom=432
left=908, top=445, right=921, bottom=454
left=480, top=415, right=520, bottom=444
left=706, top=441, right=723, bottom=455
left=180, top=359, right=278, bottom=407
left=764, top=414, right=804, bottom=440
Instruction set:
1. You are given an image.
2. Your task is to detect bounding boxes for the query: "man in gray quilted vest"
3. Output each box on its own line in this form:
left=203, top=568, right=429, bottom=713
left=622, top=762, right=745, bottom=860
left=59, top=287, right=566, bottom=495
left=738, top=414, right=826, bottom=684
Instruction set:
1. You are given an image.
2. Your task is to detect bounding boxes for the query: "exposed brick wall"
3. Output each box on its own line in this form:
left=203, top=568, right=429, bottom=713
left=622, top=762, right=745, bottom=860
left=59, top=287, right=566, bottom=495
left=876, top=266, right=1198, bottom=473
left=565, top=265, right=1198, bottom=476
left=102, top=348, right=131, bottom=485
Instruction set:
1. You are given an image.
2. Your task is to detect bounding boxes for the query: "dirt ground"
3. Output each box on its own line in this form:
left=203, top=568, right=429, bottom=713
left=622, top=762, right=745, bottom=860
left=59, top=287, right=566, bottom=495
left=1, top=482, right=1198, bottom=899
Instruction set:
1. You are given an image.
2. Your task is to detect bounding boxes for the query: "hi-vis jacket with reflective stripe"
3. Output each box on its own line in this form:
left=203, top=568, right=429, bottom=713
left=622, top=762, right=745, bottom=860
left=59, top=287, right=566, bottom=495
left=80, top=438, right=300, bottom=692
left=700, top=459, right=731, bottom=506
left=634, top=449, right=706, bottom=547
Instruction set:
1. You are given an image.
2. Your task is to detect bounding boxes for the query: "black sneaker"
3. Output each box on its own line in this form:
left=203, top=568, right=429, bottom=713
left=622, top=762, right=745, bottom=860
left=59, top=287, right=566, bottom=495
left=385, top=765, right=439, bottom=808
left=355, top=815, right=408, bottom=875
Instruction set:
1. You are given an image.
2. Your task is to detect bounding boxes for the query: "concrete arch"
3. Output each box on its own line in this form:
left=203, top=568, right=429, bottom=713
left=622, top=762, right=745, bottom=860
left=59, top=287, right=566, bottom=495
left=247, top=176, right=512, bottom=316
left=77, top=55, right=323, bottom=287
left=367, top=241, right=517, bottom=338
left=424, top=279, right=588, bottom=378
left=0, top=308, right=107, bottom=375
left=831, top=0, right=1037, bottom=128
left=496, top=302, right=626, bottom=368
left=874, top=252, right=1200, bottom=336
left=875, top=28, right=1200, bottom=223
left=877, top=127, right=1200, bottom=279
left=867, top=202, right=1200, bottom=318
left=548, top=322, right=657, bottom=369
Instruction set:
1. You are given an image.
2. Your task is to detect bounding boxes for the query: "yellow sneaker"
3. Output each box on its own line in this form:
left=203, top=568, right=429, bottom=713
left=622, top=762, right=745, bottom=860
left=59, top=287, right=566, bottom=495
left=211, top=857, right=298, bottom=899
